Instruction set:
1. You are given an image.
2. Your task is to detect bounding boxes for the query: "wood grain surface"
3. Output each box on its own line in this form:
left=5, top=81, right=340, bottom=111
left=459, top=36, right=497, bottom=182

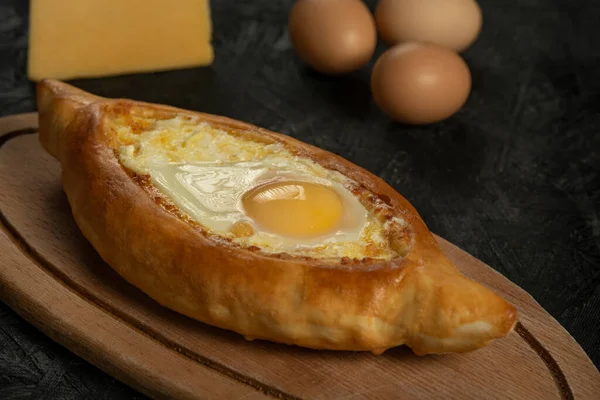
left=0, top=113, right=598, bottom=399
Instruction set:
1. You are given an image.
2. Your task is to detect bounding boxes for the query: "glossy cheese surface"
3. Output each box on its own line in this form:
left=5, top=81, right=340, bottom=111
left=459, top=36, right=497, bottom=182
left=112, top=114, right=404, bottom=260
left=28, top=0, right=213, bottom=81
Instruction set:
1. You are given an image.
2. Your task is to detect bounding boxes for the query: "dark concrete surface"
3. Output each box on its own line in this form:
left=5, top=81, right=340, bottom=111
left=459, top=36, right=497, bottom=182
left=1, top=0, right=598, bottom=398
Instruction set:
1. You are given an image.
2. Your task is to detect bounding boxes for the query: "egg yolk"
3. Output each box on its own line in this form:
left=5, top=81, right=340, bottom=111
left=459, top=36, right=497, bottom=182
left=242, top=181, right=343, bottom=238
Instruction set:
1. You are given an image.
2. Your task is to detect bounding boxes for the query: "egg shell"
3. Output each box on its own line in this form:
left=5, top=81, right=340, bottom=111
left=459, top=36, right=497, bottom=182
left=375, top=0, right=482, bottom=52
left=371, top=43, right=472, bottom=125
left=288, top=0, right=377, bottom=75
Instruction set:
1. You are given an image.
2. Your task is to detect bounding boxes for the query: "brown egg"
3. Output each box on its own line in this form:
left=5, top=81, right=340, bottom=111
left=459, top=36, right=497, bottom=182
left=375, top=0, right=482, bottom=52
left=288, top=0, right=377, bottom=75
left=371, top=43, right=472, bottom=125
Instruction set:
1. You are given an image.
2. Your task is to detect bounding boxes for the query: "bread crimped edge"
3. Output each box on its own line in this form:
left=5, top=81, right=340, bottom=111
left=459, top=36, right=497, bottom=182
left=37, top=79, right=517, bottom=355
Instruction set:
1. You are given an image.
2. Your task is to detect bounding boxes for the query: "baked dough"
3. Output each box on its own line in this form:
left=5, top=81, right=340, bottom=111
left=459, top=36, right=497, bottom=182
left=37, top=79, right=517, bottom=355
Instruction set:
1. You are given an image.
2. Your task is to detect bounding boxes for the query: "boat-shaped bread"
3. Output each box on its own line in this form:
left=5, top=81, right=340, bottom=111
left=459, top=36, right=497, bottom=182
left=37, top=79, right=517, bottom=355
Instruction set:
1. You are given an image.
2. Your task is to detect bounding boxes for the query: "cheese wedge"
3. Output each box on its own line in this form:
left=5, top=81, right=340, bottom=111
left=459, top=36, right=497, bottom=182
left=28, top=0, right=214, bottom=81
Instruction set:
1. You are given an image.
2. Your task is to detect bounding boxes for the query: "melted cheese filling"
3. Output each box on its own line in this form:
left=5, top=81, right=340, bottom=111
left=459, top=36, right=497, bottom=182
left=114, top=115, right=399, bottom=260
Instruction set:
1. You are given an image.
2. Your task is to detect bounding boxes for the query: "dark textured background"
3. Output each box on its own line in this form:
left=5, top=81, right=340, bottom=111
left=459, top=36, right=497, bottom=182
left=1, top=0, right=599, bottom=398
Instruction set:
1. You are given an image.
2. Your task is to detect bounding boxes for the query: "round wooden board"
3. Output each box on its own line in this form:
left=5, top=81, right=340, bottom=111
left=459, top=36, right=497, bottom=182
left=1, top=113, right=598, bottom=400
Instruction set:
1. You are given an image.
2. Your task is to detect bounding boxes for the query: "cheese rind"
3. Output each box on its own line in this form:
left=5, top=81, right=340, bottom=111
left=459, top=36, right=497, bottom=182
left=28, top=0, right=213, bottom=81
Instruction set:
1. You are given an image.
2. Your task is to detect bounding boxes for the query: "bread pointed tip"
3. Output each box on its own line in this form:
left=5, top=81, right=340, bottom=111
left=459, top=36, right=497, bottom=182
left=408, top=269, right=519, bottom=355
left=37, top=80, right=103, bottom=161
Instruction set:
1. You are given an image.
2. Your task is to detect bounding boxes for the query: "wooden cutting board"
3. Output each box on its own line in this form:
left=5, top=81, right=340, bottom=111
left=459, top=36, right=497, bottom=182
left=1, top=113, right=598, bottom=400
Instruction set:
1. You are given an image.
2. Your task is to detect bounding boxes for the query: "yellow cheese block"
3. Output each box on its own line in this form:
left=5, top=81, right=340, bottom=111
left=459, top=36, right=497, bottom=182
left=28, top=0, right=214, bottom=81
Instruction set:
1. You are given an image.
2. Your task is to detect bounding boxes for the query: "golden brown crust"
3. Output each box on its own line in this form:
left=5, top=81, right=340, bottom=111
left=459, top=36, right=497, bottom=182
left=37, top=79, right=517, bottom=354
